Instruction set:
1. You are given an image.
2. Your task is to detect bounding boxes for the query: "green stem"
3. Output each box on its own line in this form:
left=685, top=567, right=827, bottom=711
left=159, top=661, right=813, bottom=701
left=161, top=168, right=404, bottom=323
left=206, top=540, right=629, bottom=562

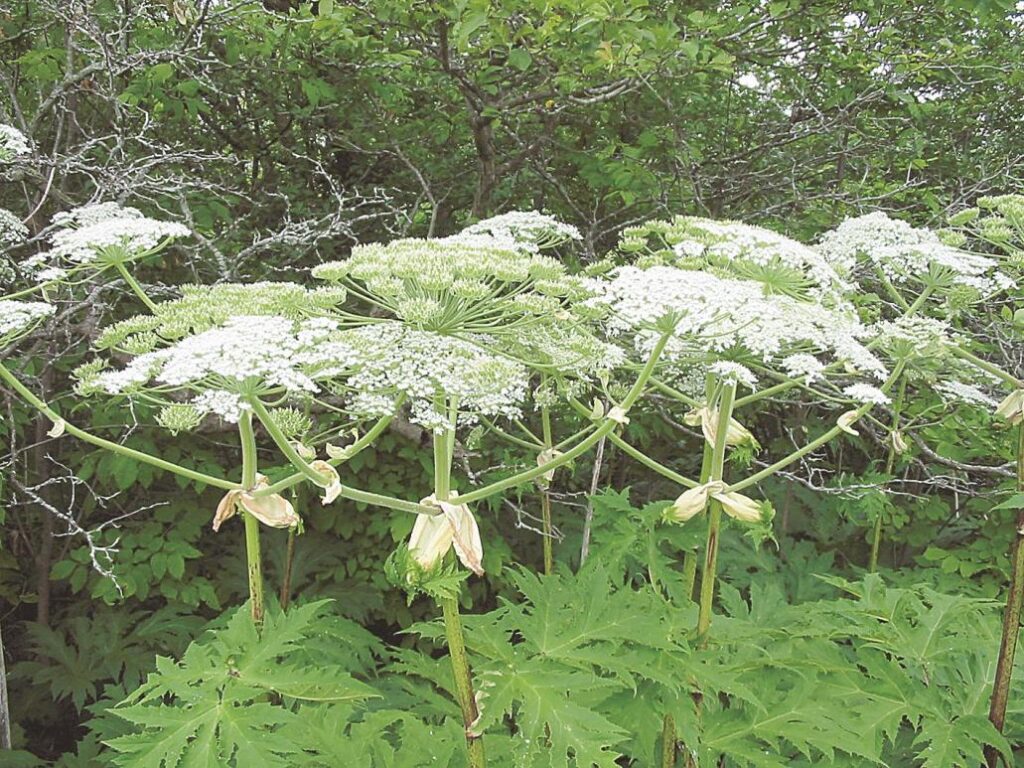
left=114, top=261, right=158, bottom=312
left=255, top=407, right=399, bottom=495
left=457, top=330, right=672, bottom=506
left=250, top=398, right=330, bottom=488
left=605, top=430, right=698, bottom=489
left=870, top=375, right=907, bottom=572
left=238, top=411, right=265, bottom=629
left=661, top=712, right=677, bottom=768
left=432, top=421, right=486, bottom=768
left=727, top=362, right=907, bottom=494
left=986, top=425, right=1024, bottom=768
left=950, top=345, right=1024, bottom=388
left=0, top=363, right=239, bottom=491
left=541, top=402, right=554, bottom=575
left=696, top=380, right=737, bottom=639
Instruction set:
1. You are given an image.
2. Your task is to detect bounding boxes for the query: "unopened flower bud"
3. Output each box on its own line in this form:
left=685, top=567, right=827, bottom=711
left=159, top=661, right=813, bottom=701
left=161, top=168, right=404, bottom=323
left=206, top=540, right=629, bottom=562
left=213, top=474, right=301, bottom=531
left=665, top=481, right=724, bottom=523
left=292, top=441, right=316, bottom=460
left=686, top=406, right=758, bottom=449
left=536, top=448, right=563, bottom=488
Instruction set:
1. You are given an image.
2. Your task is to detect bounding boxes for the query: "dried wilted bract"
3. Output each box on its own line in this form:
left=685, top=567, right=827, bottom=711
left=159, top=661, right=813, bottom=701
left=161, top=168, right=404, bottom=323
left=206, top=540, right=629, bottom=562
left=665, top=481, right=763, bottom=524
left=995, top=389, right=1024, bottom=425
left=408, top=495, right=484, bottom=576
left=213, top=475, right=300, bottom=532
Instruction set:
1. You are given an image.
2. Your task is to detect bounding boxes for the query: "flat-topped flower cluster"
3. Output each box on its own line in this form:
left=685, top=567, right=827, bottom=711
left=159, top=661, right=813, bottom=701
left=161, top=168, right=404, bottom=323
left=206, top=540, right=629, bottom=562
left=79, top=311, right=529, bottom=431
left=0, top=208, right=28, bottom=248
left=817, top=211, right=1013, bottom=296
left=585, top=264, right=885, bottom=389
left=450, top=210, right=582, bottom=252
left=312, top=236, right=589, bottom=335
left=29, top=202, right=190, bottom=272
left=0, top=300, right=54, bottom=340
left=618, top=215, right=849, bottom=301
left=0, top=124, right=31, bottom=161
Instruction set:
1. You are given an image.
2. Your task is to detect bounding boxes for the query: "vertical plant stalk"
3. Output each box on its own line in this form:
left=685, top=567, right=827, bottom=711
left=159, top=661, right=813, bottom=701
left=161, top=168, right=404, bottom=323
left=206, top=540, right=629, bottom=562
left=580, top=435, right=606, bottom=566
left=0, top=620, right=10, bottom=750
left=433, top=412, right=486, bottom=768
left=986, top=424, right=1024, bottom=768
left=540, top=403, right=554, bottom=575
left=280, top=526, right=297, bottom=611
left=681, top=439, right=713, bottom=601
left=238, top=411, right=265, bottom=629
left=660, top=712, right=677, bottom=768
left=870, top=375, right=907, bottom=572
left=696, top=380, right=737, bottom=639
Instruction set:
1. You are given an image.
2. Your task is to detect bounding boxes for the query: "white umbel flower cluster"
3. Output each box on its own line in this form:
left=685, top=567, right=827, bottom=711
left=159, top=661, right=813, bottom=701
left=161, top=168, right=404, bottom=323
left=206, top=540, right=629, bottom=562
left=817, top=212, right=1013, bottom=295
left=313, top=236, right=587, bottom=335
left=39, top=203, right=190, bottom=267
left=82, top=315, right=529, bottom=431
left=843, top=383, right=891, bottom=405
left=330, top=323, right=530, bottom=432
left=452, top=211, right=582, bottom=252
left=618, top=215, right=848, bottom=300
left=0, top=125, right=31, bottom=160
left=0, top=208, right=28, bottom=247
left=84, top=316, right=347, bottom=420
left=586, top=265, right=885, bottom=383
left=0, top=300, right=54, bottom=339
left=935, top=381, right=997, bottom=408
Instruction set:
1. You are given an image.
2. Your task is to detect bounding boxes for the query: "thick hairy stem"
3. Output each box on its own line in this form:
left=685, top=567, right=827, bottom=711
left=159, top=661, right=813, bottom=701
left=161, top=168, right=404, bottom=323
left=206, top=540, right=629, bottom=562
left=661, top=712, right=677, bottom=768
left=696, top=381, right=737, bottom=639
left=239, top=412, right=264, bottom=629
left=985, top=425, right=1024, bottom=768
left=580, top=435, right=606, bottom=566
left=541, top=403, right=554, bottom=575
left=433, top=424, right=486, bottom=767
left=870, top=375, right=907, bottom=572
left=280, top=525, right=297, bottom=611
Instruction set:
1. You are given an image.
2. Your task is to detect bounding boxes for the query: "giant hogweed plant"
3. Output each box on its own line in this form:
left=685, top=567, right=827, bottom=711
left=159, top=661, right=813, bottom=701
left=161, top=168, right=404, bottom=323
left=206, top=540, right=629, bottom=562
left=1, top=120, right=1022, bottom=764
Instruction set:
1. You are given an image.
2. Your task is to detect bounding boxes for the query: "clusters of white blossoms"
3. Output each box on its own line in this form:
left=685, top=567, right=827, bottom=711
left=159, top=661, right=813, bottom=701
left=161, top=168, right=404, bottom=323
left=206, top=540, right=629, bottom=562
left=0, top=124, right=31, bottom=161
left=312, top=236, right=589, bottom=335
left=0, top=208, right=28, bottom=247
left=328, top=323, right=530, bottom=432
left=585, top=265, right=885, bottom=387
left=80, top=316, right=348, bottom=421
left=618, top=215, right=849, bottom=301
left=451, top=210, right=582, bottom=253
left=80, top=309, right=529, bottom=431
left=32, top=202, right=190, bottom=269
left=935, top=380, right=998, bottom=408
left=0, top=300, right=54, bottom=340
left=93, top=281, right=347, bottom=353
left=817, top=212, right=1013, bottom=295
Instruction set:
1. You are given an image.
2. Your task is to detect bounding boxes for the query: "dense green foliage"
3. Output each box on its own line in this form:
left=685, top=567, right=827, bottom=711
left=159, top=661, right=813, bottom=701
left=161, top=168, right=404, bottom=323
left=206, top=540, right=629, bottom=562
left=2, top=1, right=1024, bottom=767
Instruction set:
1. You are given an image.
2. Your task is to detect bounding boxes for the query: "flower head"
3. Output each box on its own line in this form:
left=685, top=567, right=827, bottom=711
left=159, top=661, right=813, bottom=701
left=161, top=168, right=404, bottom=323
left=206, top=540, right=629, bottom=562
left=619, top=215, right=848, bottom=301
left=452, top=210, right=581, bottom=253
left=0, top=125, right=31, bottom=161
left=0, top=300, right=54, bottom=342
left=817, top=212, right=1013, bottom=297
left=37, top=203, right=190, bottom=269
